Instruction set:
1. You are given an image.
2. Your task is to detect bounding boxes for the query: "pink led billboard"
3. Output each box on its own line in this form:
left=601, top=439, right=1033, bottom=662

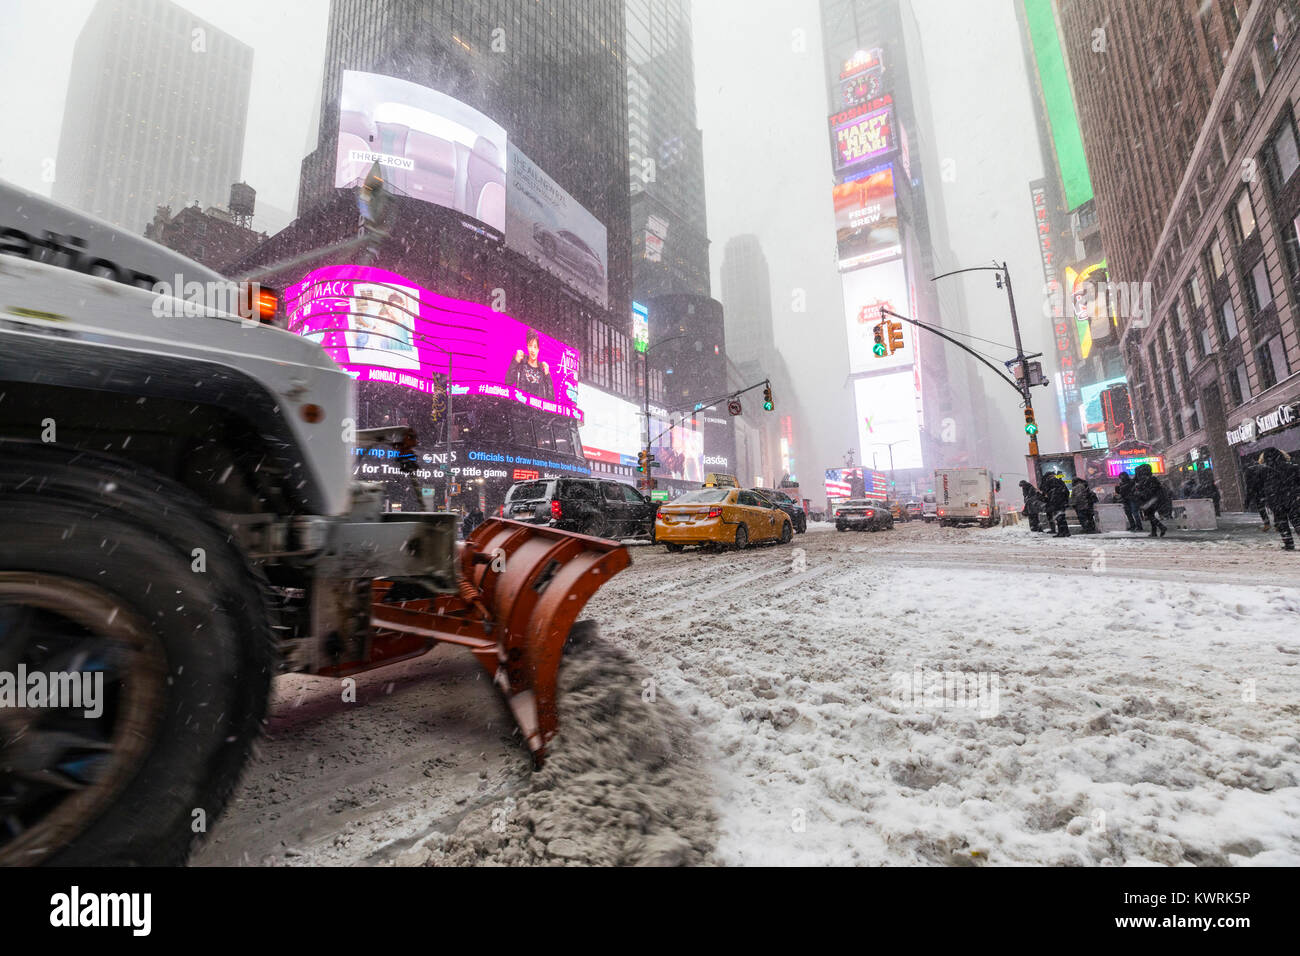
left=286, top=265, right=582, bottom=421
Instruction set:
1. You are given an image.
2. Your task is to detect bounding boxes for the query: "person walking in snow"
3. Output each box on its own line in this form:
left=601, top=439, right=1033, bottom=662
left=1019, top=479, right=1046, bottom=532
left=1116, top=472, right=1143, bottom=532
left=1071, top=477, right=1099, bottom=533
left=1257, top=447, right=1300, bottom=551
left=1042, top=472, right=1071, bottom=537
left=1134, top=463, right=1168, bottom=537
left=1244, top=460, right=1273, bottom=531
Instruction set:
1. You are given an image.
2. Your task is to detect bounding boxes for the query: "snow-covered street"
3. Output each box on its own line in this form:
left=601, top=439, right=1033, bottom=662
left=196, top=519, right=1300, bottom=867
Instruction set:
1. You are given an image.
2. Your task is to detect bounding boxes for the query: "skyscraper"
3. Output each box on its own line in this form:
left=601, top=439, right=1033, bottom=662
left=626, top=0, right=711, bottom=298
left=1058, top=0, right=1300, bottom=509
left=719, top=234, right=776, bottom=367
left=296, top=0, right=632, bottom=316
left=53, top=0, right=252, bottom=234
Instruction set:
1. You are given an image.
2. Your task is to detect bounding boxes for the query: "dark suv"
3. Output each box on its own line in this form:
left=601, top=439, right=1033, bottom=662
left=503, top=477, right=657, bottom=540
left=751, top=488, right=807, bottom=534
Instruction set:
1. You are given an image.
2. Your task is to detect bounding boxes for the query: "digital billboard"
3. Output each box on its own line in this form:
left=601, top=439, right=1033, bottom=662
left=286, top=265, right=582, bottom=421
left=652, top=423, right=704, bottom=483
left=854, top=373, right=923, bottom=471
left=834, top=163, right=901, bottom=269
left=832, top=103, right=894, bottom=172
left=505, top=144, right=609, bottom=309
left=335, top=71, right=508, bottom=232
left=577, top=384, right=641, bottom=466
left=839, top=49, right=885, bottom=108
left=842, top=258, right=914, bottom=374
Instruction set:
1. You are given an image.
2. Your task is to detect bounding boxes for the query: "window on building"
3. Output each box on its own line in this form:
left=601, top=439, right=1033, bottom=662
left=1188, top=273, right=1205, bottom=309
left=1250, top=257, right=1274, bottom=312
left=1257, top=333, right=1291, bottom=390
left=1232, top=362, right=1252, bottom=405
left=1200, top=324, right=1214, bottom=356
left=1218, top=297, right=1239, bottom=341
left=1270, top=114, right=1300, bottom=185
left=1234, top=188, right=1257, bottom=241
left=1209, top=237, right=1226, bottom=279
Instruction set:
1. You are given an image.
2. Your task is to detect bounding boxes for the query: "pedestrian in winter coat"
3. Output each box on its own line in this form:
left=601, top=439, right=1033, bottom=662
left=1244, top=460, right=1273, bottom=530
left=1134, top=463, right=1168, bottom=537
left=1071, top=477, right=1100, bottom=533
left=1257, top=447, right=1300, bottom=551
left=461, top=507, right=485, bottom=539
left=1196, top=472, right=1222, bottom=517
left=1019, top=480, right=1046, bottom=532
left=1116, top=472, right=1143, bottom=531
left=1042, top=472, right=1071, bottom=537
left=1180, top=477, right=1197, bottom=499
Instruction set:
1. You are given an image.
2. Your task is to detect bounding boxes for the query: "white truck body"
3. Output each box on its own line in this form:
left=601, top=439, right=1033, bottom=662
left=935, top=467, right=1000, bottom=527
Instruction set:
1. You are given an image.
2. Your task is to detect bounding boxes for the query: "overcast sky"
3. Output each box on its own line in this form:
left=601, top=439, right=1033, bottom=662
left=1, top=0, right=1055, bottom=477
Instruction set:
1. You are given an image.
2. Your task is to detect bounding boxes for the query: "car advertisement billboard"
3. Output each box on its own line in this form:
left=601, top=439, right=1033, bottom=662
left=854, top=373, right=923, bottom=471
left=334, top=71, right=508, bottom=233
left=832, top=102, right=894, bottom=172
left=505, top=143, right=609, bottom=309
left=842, top=258, right=914, bottom=374
left=286, top=264, right=582, bottom=422
left=834, top=163, right=901, bottom=270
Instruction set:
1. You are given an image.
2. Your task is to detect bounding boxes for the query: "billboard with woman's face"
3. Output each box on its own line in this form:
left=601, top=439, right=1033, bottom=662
left=286, top=265, right=582, bottom=422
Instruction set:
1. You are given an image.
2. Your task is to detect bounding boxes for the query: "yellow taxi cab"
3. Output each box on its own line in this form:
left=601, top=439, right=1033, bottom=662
left=656, top=485, right=793, bottom=552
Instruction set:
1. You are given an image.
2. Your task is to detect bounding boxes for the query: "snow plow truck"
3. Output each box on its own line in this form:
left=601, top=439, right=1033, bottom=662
left=0, top=182, right=628, bottom=865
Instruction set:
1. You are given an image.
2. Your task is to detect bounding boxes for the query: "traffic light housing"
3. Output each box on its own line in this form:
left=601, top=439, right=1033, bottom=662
left=762, top=384, right=774, bottom=411
left=1023, top=407, right=1038, bottom=436
left=887, top=321, right=904, bottom=354
left=637, top=449, right=658, bottom=473
left=872, top=323, right=887, bottom=357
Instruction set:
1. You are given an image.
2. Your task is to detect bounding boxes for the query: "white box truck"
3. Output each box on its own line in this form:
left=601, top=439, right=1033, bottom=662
left=935, top=467, right=1002, bottom=528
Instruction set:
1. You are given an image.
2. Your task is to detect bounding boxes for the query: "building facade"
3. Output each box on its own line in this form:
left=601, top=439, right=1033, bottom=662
left=53, top=0, right=252, bottom=235
left=1060, top=0, right=1300, bottom=508
left=626, top=0, right=711, bottom=299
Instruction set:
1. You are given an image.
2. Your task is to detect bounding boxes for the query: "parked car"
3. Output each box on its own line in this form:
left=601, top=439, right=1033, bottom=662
left=751, top=487, right=807, bottom=533
left=656, top=487, right=793, bottom=551
left=503, top=477, right=656, bottom=539
left=532, top=225, right=605, bottom=287
left=903, top=499, right=924, bottom=520
left=834, top=498, right=895, bottom=531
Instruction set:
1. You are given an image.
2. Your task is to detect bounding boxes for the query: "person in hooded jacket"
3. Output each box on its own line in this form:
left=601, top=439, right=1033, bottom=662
left=1257, top=447, right=1300, bottom=550
left=1042, top=472, right=1071, bottom=536
left=1116, top=472, right=1143, bottom=531
left=1071, top=477, right=1100, bottom=533
left=1134, top=463, right=1168, bottom=537
left=1243, top=459, right=1273, bottom=530
left=1019, top=479, right=1046, bottom=532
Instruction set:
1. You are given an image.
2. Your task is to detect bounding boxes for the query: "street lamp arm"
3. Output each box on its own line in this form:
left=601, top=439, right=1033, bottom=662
left=929, top=265, right=1004, bottom=283
left=879, top=307, right=1022, bottom=395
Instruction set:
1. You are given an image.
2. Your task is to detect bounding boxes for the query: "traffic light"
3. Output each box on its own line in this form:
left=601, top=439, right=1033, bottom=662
left=762, top=384, right=774, bottom=411
left=1024, top=407, right=1039, bottom=436
left=888, top=321, right=904, bottom=354
left=872, top=323, right=888, bottom=357
left=637, top=449, right=658, bottom=473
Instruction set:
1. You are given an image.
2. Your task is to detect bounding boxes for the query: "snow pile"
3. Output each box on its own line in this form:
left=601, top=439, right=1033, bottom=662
left=419, top=625, right=717, bottom=866
left=588, top=530, right=1300, bottom=866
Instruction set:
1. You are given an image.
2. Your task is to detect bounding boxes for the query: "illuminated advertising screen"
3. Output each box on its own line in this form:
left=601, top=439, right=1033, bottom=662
left=842, top=259, right=914, bottom=374
left=854, top=373, right=923, bottom=471
left=651, top=418, right=704, bottom=483
left=286, top=265, right=582, bottom=421
left=505, top=143, right=609, bottom=308
left=832, top=104, right=893, bottom=172
left=577, top=384, right=641, bottom=466
left=632, top=300, right=649, bottom=353
left=834, top=163, right=901, bottom=269
left=335, top=71, right=508, bottom=232
left=839, top=48, right=885, bottom=108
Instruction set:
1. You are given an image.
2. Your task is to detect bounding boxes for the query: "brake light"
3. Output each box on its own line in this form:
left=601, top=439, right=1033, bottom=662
left=239, top=282, right=280, bottom=324
left=938, top=508, right=946, bottom=516
left=706, top=507, right=723, bottom=519
left=550, top=500, right=562, bottom=519
left=498, top=505, right=504, bottom=517
left=979, top=507, right=989, bottom=516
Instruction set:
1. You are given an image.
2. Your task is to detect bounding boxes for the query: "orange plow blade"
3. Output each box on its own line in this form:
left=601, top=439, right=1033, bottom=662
left=370, top=518, right=630, bottom=765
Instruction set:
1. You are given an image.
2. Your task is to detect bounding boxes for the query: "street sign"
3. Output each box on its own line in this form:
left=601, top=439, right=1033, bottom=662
left=650, top=489, right=669, bottom=502
left=728, top=399, right=742, bottom=416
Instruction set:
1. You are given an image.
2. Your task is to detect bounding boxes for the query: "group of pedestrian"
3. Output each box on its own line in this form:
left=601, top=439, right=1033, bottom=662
left=1244, top=448, right=1300, bottom=550
left=1018, top=473, right=1099, bottom=537
left=1179, top=473, right=1222, bottom=516
left=1115, top=464, right=1171, bottom=536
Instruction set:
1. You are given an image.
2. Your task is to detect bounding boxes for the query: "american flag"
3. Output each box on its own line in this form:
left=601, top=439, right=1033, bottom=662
left=824, top=468, right=852, bottom=498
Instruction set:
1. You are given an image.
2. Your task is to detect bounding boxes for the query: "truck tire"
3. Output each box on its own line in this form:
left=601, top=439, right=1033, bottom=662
left=0, top=443, right=273, bottom=866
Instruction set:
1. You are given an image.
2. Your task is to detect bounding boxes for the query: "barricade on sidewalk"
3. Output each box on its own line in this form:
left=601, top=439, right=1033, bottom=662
left=1170, top=498, right=1217, bottom=530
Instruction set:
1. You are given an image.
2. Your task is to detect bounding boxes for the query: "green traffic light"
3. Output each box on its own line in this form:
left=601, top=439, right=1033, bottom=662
left=1025, top=423, right=1038, bottom=435
left=872, top=343, right=887, bottom=357
left=763, top=400, right=773, bottom=411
